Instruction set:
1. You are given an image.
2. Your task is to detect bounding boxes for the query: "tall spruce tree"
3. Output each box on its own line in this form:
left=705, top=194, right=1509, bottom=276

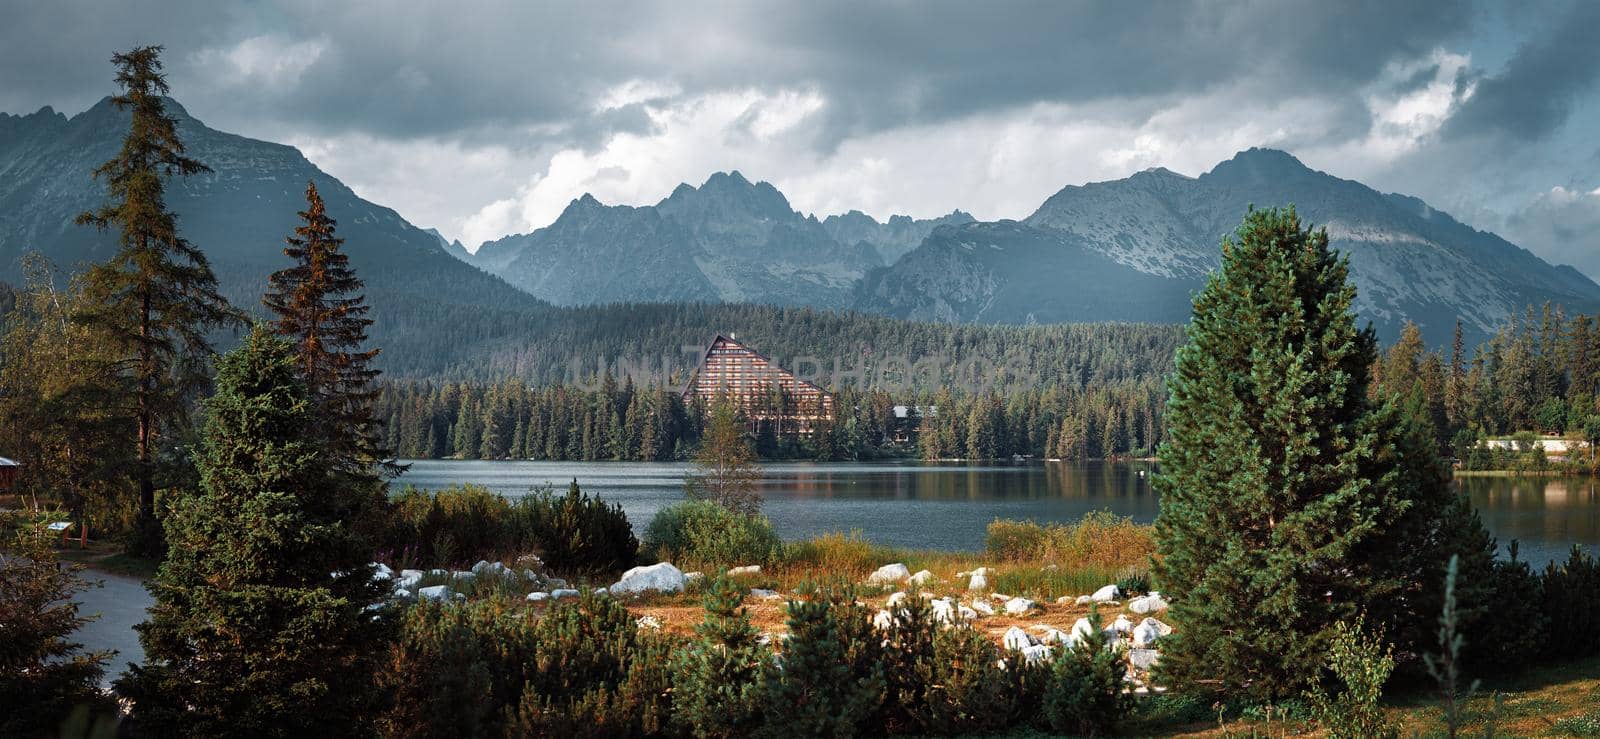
left=75, top=46, right=240, bottom=550
left=264, top=181, right=388, bottom=477
left=118, top=326, right=388, bottom=736
left=1154, top=206, right=1486, bottom=699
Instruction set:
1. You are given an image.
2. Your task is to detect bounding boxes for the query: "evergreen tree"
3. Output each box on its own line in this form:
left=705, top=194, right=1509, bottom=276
left=119, top=326, right=389, bottom=736
left=0, top=523, right=112, bottom=736
left=1154, top=207, right=1478, bottom=699
left=685, top=399, right=763, bottom=515
left=671, top=574, right=767, bottom=738
left=264, top=181, right=389, bottom=477
left=758, top=586, right=884, bottom=737
left=74, top=46, right=240, bottom=550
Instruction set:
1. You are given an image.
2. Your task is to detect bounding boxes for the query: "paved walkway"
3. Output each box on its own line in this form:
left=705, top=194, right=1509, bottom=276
left=73, top=569, right=153, bottom=688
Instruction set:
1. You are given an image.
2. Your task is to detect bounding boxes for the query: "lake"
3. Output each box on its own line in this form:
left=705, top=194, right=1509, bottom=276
left=393, top=460, right=1600, bottom=567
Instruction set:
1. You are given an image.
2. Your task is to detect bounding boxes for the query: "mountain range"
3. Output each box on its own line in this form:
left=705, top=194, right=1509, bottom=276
left=464, top=149, right=1600, bottom=344
left=3, top=96, right=1596, bottom=363
left=0, top=97, right=549, bottom=375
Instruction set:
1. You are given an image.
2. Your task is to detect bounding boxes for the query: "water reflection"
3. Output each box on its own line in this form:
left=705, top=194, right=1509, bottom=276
left=1458, top=476, right=1600, bottom=566
left=394, top=460, right=1599, bottom=563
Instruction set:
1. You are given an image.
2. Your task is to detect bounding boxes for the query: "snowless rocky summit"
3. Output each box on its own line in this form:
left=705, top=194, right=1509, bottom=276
left=867, top=563, right=911, bottom=584
left=610, top=562, right=687, bottom=595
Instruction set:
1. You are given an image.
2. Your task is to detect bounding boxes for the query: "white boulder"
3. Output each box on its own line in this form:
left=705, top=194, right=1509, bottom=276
left=908, top=569, right=935, bottom=587
left=550, top=588, right=580, bottom=599
left=1129, top=593, right=1169, bottom=614
left=395, top=571, right=423, bottom=591
left=873, top=609, right=896, bottom=631
left=684, top=571, right=704, bottom=585
left=867, top=563, right=911, bottom=584
left=750, top=588, right=780, bottom=599
left=1109, top=614, right=1134, bottom=632
left=371, top=563, right=394, bottom=581
left=930, top=598, right=957, bottom=625
left=958, top=605, right=978, bottom=621
left=1021, top=644, right=1054, bottom=665
left=610, top=562, right=687, bottom=596
left=1075, top=594, right=1094, bottom=606
left=1038, top=627, right=1071, bottom=645
left=1133, top=617, right=1170, bottom=647
left=1003, top=626, right=1036, bottom=650
left=727, top=564, right=762, bottom=577
left=418, top=585, right=451, bottom=602
left=968, top=572, right=989, bottom=591
left=1091, top=584, right=1121, bottom=602
left=526, top=591, right=549, bottom=602
left=1128, top=648, right=1161, bottom=671
left=970, top=599, right=995, bottom=617
left=636, top=615, right=662, bottom=630
left=886, top=591, right=909, bottom=608
left=1004, top=597, right=1037, bottom=616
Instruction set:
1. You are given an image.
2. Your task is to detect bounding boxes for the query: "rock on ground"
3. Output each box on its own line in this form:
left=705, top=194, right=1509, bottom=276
left=970, top=599, right=995, bottom=616
left=1091, top=584, right=1121, bottom=602
left=867, top=563, right=911, bottom=584
left=418, top=585, right=451, bottom=602
left=1003, top=626, right=1036, bottom=650
left=908, top=569, right=935, bottom=587
left=1129, top=592, right=1169, bottom=614
left=727, top=565, right=761, bottom=577
left=611, top=562, right=687, bottom=595
left=1004, top=597, right=1037, bottom=615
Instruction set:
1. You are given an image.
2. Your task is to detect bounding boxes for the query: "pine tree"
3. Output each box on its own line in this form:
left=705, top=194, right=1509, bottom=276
left=671, top=574, right=768, bottom=737
left=0, top=523, right=112, bottom=735
left=758, top=586, right=884, bottom=737
left=118, top=326, right=389, bottom=736
left=1153, top=206, right=1480, bottom=699
left=74, top=46, right=241, bottom=550
left=264, top=181, right=388, bottom=477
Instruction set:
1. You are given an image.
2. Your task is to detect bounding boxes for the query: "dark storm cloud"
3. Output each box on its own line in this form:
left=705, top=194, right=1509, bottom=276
left=1447, top=0, right=1600, bottom=140
left=0, top=0, right=1475, bottom=145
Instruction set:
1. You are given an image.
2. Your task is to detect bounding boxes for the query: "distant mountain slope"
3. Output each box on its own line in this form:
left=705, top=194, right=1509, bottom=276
left=821, top=209, right=976, bottom=265
left=470, top=171, right=880, bottom=307
left=0, top=97, right=550, bottom=375
left=861, top=148, right=1600, bottom=342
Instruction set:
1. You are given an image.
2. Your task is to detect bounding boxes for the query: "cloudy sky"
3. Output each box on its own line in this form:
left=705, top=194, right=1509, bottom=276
left=3, top=0, right=1599, bottom=272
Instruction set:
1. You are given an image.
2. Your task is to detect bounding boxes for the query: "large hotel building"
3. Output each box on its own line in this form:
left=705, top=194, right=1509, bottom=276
left=682, top=334, right=835, bottom=435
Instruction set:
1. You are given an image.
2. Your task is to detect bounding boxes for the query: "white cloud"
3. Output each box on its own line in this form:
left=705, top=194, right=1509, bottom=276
left=277, top=48, right=1508, bottom=255
left=190, top=35, right=328, bottom=92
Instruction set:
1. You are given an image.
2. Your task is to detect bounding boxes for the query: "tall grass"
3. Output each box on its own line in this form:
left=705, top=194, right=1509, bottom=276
left=985, top=511, right=1155, bottom=571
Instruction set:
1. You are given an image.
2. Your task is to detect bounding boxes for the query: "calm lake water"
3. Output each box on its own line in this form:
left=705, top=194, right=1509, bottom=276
left=393, top=460, right=1600, bottom=567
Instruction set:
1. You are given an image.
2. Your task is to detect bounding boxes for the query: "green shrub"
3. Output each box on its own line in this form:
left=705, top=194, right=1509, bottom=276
left=645, top=501, right=782, bottom=568
left=1307, top=617, right=1398, bottom=739
left=383, top=484, right=522, bottom=567
left=380, top=594, right=675, bottom=739
left=1541, top=546, right=1600, bottom=661
left=1467, top=542, right=1546, bottom=671
left=671, top=574, right=769, bottom=738
left=507, top=592, right=673, bottom=736
left=1042, top=607, right=1131, bottom=737
left=382, top=481, right=638, bottom=576
left=758, top=585, right=885, bottom=737
left=911, top=626, right=1033, bottom=734
left=518, top=480, right=638, bottom=577
left=376, top=598, right=534, bottom=738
